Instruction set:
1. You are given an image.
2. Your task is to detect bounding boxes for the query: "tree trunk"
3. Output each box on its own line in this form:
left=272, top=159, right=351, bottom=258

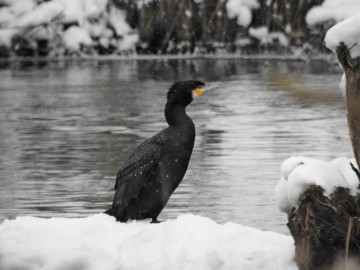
left=286, top=43, right=360, bottom=270
left=337, top=42, right=360, bottom=168
left=287, top=186, right=360, bottom=270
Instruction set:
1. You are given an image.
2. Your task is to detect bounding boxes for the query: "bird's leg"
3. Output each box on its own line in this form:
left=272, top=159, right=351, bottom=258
left=151, top=217, right=162, bottom=224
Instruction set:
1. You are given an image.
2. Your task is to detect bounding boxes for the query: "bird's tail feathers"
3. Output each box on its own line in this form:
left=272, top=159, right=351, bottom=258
left=104, top=208, right=114, bottom=215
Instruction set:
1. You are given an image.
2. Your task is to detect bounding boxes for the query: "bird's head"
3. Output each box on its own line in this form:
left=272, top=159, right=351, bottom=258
left=166, top=80, right=219, bottom=107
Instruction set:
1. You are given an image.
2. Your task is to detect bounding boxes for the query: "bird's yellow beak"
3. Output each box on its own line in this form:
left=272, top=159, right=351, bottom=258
left=192, top=82, right=220, bottom=98
left=192, top=88, right=204, bottom=97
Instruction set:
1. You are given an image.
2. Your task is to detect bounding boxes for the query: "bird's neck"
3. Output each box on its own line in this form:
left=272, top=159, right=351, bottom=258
left=165, top=103, right=192, bottom=127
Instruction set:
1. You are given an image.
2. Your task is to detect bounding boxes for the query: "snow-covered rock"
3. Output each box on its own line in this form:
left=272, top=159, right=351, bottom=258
left=275, top=156, right=359, bottom=212
left=0, top=214, right=296, bottom=270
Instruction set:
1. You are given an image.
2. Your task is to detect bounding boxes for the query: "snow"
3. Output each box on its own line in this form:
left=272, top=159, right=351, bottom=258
left=0, top=0, right=35, bottom=46
left=0, top=214, right=297, bottom=270
left=135, top=0, right=153, bottom=9
left=2, top=0, right=35, bottom=18
left=306, top=0, right=360, bottom=26
left=118, top=33, right=139, bottom=51
left=54, top=0, right=85, bottom=25
left=185, top=9, right=192, bottom=18
left=0, top=0, right=138, bottom=53
left=249, top=26, right=268, bottom=40
left=0, top=0, right=36, bottom=25
left=63, top=26, right=93, bottom=51
left=108, top=7, right=132, bottom=37
left=8, top=1, right=64, bottom=28
left=226, top=0, right=259, bottom=27
left=0, top=29, right=17, bottom=47
left=325, top=11, right=360, bottom=58
left=249, top=27, right=289, bottom=47
left=275, top=156, right=359, bottom=212
left=83, top=0, right=108, bottom=20
left=54, top=0, right=107, bottom=25
left=324, top=10, right=360, bottom=95
left=340, top=73, right=346, bottom=95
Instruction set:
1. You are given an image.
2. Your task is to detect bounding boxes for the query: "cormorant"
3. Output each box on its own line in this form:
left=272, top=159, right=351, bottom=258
left=105, top=80, right=218, bottom=223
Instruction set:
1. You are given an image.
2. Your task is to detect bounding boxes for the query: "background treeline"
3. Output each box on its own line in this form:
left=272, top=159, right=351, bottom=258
left=115, top=0, right=326, bottom=54
left=0, top=0, right=331, bottom=57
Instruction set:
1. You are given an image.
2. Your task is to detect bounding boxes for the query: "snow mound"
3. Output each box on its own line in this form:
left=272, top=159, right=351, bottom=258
left=325, top=11, right=360, bottom=58
left=8, top=1, right=64, bottom=28
left=0, top=214, right=296, bottom=270
left=306, top=0, right=360, bottom=26
left=0, top=0, right=35, bottom=25
left=63, top=26, right=93, bottom=51
left=249, top=27, right=289, bottom=47
left=0, top=29, right=18, bottom=47
left=226, top=0, right=259, bottom=27
left=109, top=7, right=132, bottom=37
left=83, top=0, right=108, bottom=20
left=0, top=0, right=138, bottom=53
left=275, top=157, right=359, bottom=212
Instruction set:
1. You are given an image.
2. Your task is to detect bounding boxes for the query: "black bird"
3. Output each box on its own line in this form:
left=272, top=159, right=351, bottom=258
left=105, top=80, right=218, bottom=223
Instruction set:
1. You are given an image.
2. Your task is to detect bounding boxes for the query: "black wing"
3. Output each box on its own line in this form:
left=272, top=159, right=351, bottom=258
left=111, top=131, right=167, bottom=218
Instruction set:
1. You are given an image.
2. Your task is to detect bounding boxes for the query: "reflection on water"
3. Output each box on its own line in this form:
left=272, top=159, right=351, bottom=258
left=0, top=59, right=351, bottom=233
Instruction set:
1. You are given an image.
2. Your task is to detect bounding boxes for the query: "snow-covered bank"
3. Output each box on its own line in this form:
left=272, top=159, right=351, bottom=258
left=275, top=157, right=359, bottom=213
left=0, top=214, right=296, bottom=270
left=0, top=0, right=137, bottom=57
left=0, top=0, right=360, bottom=57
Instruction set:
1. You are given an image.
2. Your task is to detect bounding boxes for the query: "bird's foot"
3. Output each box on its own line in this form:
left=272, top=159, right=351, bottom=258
left=150, top=218, right=163, bottom=224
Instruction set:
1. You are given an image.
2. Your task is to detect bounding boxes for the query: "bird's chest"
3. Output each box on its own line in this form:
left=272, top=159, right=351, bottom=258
left=166, top=126, right=195, bottom=158
left=171, top=126, right=194, bottom=147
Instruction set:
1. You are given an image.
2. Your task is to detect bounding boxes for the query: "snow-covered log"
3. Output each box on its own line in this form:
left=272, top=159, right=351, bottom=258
left=276, top=157, right=360, bottom=269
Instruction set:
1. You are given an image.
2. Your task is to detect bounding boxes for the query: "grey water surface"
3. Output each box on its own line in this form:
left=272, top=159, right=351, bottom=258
left=0, top=59, right=352, bottom=234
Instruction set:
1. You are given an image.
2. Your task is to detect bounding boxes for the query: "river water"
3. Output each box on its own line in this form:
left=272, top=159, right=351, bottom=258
left=0, top=58, right=352, bottom=233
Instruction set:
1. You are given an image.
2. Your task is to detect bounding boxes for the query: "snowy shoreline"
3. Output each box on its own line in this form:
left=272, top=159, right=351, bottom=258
left=0, top=214, right=296, bottom=270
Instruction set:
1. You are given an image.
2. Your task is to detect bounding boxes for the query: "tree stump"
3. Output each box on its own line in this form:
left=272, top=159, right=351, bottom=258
left=287, top=185, right=360, bottom=270
left=286, top=43, right=360, bottom=269
left=337, top=42, right=360, bottom=168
